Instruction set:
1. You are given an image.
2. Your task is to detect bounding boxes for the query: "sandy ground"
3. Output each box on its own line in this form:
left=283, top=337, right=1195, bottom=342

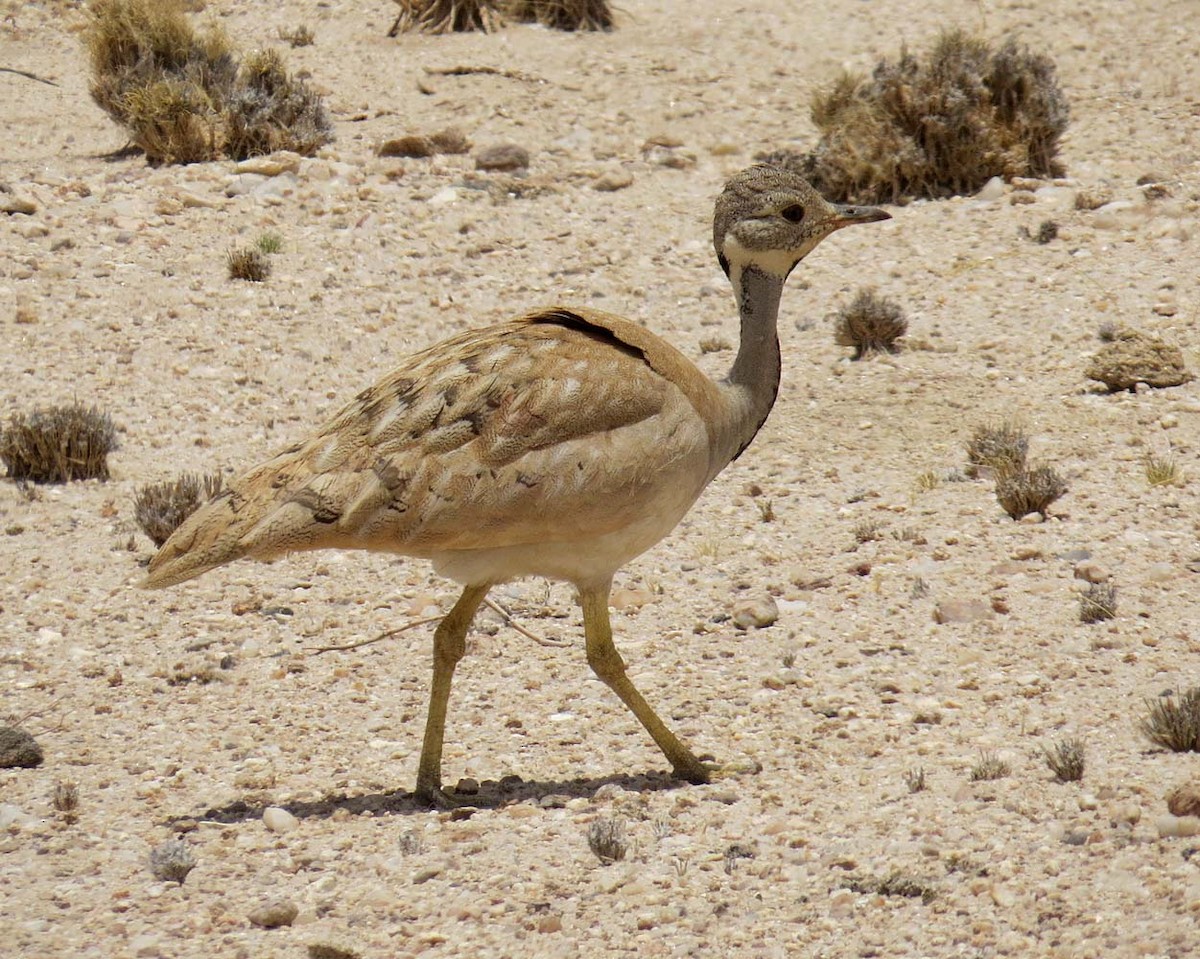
left=2, top=0, right=1200, bottom=956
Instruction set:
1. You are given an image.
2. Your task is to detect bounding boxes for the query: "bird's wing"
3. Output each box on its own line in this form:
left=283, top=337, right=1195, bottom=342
left=144, top=307, right=715, bottom=587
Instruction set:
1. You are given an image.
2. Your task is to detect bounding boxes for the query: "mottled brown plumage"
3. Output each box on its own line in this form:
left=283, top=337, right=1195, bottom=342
left=144, top=166, right=890, bottom=803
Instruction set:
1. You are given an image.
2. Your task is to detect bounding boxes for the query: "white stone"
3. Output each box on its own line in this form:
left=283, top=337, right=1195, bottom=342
left=263, top=806, right=299, bottom=833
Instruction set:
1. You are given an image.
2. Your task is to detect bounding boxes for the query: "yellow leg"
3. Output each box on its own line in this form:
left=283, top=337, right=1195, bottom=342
left=414, top=583, right=490, bottom=804
left=580, top=582, right=711, bottom=784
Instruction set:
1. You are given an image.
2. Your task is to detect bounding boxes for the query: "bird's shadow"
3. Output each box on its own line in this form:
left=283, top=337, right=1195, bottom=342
left=168, top=770, right=689, bottom=826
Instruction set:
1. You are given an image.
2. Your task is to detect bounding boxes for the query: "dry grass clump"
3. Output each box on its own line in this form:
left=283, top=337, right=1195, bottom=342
left=388, top=0, right=501, bottom=35
left=1043, top=738, right=1085, bottom=783
left=503, top=0, right=614, bottom=31
left=799, top=30, right=1068, bottom=203
left=834, top=288, right=907, bottom=358
left=134, top=471, right=224, bottom=546
left=222, top=49, right=332, bottom=159
left=1079, top=582, right=1117, bottom=624
left=84, top=0, right=331, bottom=164
left=846, top=870, right=937, bottom=903
left=970, top=751, right=1010, bottom=782
left=1144, top=452, right=1184, bottom=488
left=1141, top=689, right=1200, bottom=753
left=995, top=464, right=1067, bottom=520
left=965, top=421, right=1028, bottom=478
left=227, top=247, right=271, bottom=281
left=1, top=403, right=117, bottom=483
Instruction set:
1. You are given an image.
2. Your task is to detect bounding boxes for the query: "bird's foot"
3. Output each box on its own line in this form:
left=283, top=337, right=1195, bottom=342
left=413, top=783, right=471, bottom=809
left=671, top=756, right=761, bottom=786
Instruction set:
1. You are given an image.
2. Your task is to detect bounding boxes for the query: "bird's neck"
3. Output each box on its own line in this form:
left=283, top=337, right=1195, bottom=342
left=718, top=264, right=784, bottom=463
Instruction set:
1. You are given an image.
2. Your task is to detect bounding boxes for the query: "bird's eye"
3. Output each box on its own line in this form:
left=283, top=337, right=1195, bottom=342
left=781, top=204, right=806, bottom=223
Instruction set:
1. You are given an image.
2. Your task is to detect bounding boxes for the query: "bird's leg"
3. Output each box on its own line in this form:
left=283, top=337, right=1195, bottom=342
left=414, top=583, right=490, bottom=806
left=580, top=582, right=712, bottom=785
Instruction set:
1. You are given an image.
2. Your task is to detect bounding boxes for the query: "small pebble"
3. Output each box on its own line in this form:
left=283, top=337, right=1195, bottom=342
left=593, top=170, right=633, bottom=192
left=247, top=899, right=299, bottom=929
left=263, top=806, right=299, bottom=833
left=1156, top=815, right=1200, bottom=838
left=454, top=777, right=480, bottom=796
left=731, top=595, right=779, bottom=629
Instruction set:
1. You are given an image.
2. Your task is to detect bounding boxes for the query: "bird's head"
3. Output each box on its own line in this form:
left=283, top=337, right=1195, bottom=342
left=713, top=165, right=890, bottom=280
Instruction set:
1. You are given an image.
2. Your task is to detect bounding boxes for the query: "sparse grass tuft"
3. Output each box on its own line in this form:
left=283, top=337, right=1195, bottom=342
left=905, top=767, right=927, bottom=793
left=278, top=24, right=314, bottom=47
left=255, top=231, right=284, bottom=254
left=796, top=29, right=1068, bottom=203
left=502, top=0, right=614, bottom=31
left=84, top=0, right=331, bottom=163
left=388, top=0, right=501, bottom=35
left=995, top=464, right=1067, bottom=520
left=1141, top=688, right=1200, bottom=753
left=587, top=818, right=627, bottom=864
left=52, top=780, right=80, bottom=822
left=965, top=421, right=1028, bottom=478
left=1043, top=738, right=1085, bottom=782
left=914, top=470, right=939, bottom=493
left=755, top=499, right=776, bottom=523
left=834, top=288, right=907, bottom=359
left=853, top=519, right=884, bottom=544
left=1144, top=452, right=1184, bottom=488
left=227, top=247, right=270, bottom=282
left=1, top=403, right=117, bottom=483
left=1079, top=582, right=1117, bottom=624
left=134, top=471, right=224, bottom=546
left=970, top=751, right=1010, bottom=782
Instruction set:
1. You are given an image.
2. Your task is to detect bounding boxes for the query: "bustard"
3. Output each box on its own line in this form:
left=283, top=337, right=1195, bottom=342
left=143, top=165, right=890, bottom=804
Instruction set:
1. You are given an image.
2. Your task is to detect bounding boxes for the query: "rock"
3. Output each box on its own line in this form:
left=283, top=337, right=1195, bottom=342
left=610, top=587, right=653, bottom=610
left=236, top=152, right=302, bottom=176
left=1167, top=784, right=1200, bottom=818
left=248, top=899, right=299, bottom=928
left=475, top=143, right=530, bottom=172
left=149, top=839, right=196, bottom=883
left=1074, top=562, right=1110, bottom=584
left=976, top=176, right=1006, bottom=201
left=1152, top=301, right=1178, bottom=317
left=731, top=595, right=779, bottom=629
left=263, top=806, right=299, bottom=833
left=0, top=804, right=35, bottom=829
left=0, top=193, right=37, bottom=215
left=430, top=128, right=471, bottom=154
left=1156, top=814, right=1200, bottom=838
left=307, top=943, right=362, bottom=959
left=933, top=599, right=993, bottom=624
left=454, top=776, right=479, bottom=795
left=593, top=170, right=634, bottom=192
left=379, top=128, right=470, bottom=158
left=411, top=866, right=441, bottom=885
left=0, top=726, right=43, bottom=768
left=1086, top=327, right=1192, bottom=391
left=1074, top=187, right=1113, bottom=211
left=379, top=135, right=436, bottom=159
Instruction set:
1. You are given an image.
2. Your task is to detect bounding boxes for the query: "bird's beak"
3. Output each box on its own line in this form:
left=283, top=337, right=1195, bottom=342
left=829, top=204, right=892, bottom=230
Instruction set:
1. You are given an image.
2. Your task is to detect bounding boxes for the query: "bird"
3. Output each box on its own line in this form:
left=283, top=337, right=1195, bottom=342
left=142, top=165, right=890, bottom=805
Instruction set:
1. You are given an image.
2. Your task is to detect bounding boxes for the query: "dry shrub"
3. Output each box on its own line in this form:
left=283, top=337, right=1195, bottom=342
left=1, top=403, right=117, bottom=483
left=995, top=464, right=1067, bottom=520
left=134, top=471, right=224, bottom=546
left=799, top=30, right=1069, bottom=203
left=834, top=288, right=907, bottom=358
left=503, top=0, right=614, bottom=30
left=227, top=247, right=270, bottom=281
left=965, top=421, right=1028, bottom=478
left=1079, top=582, right=1117, bottom=624
left=84, top=0, right=331, bottom=163
left=1043, top=738, right=1085, bottom=783
left=388, top=0, right=501, bottom=35
left=223, top=49, right=332, bottom=159
left=1141, top=689, right=1200, bottom=753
